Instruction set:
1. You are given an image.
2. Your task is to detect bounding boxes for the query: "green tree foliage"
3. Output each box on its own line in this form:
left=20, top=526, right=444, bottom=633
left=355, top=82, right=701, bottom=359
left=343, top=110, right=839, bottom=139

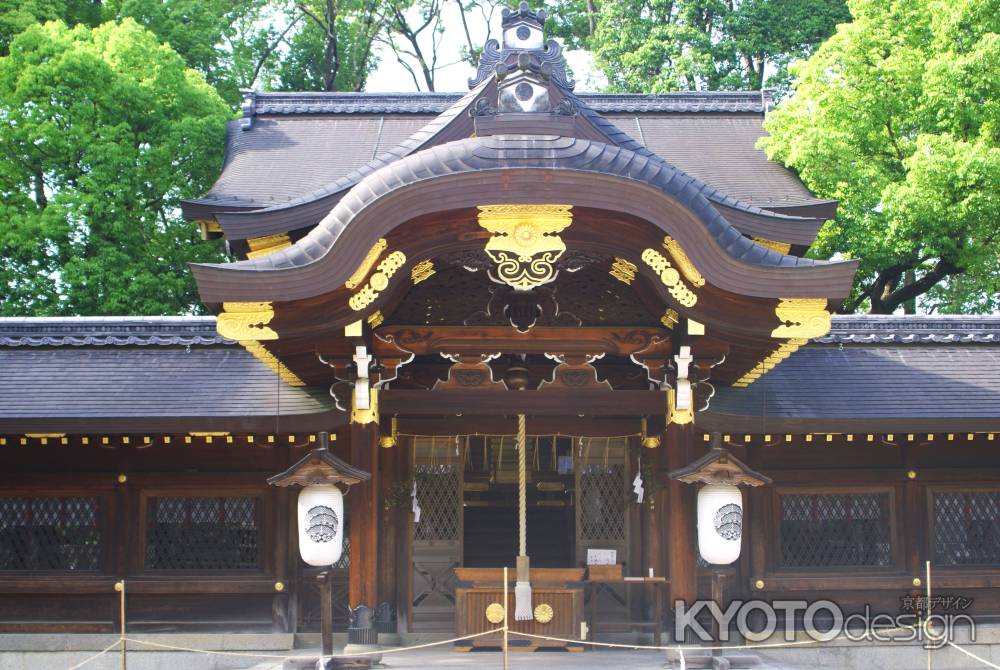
left=0, top=0, right=102, bottom=54
left=546, top=0, right=849, bottom=93
left=761, top=0, right=1000, bottom=314
left=109, top=0, right=273, bottom=106
left=0, top=20, right=230, bottom=315
left=267, top=0, right=384, bottom=92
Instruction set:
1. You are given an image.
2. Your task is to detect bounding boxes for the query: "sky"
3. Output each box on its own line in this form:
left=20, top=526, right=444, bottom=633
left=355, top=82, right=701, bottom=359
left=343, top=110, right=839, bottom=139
left=364, top=3, right=604, bottom=93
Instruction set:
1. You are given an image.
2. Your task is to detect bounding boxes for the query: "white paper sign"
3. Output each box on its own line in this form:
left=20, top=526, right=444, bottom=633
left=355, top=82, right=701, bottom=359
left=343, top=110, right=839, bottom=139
left=587, top=549, right=617, bottom=565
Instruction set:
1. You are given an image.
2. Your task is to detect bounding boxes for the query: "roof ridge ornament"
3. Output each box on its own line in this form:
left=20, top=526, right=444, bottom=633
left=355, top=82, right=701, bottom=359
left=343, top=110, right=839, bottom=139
left=468, top=2, right=575, bottom=91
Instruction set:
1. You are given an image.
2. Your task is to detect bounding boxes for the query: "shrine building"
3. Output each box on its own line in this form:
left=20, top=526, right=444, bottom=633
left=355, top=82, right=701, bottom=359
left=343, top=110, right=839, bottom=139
left=1, top=4, right=999, bottom=649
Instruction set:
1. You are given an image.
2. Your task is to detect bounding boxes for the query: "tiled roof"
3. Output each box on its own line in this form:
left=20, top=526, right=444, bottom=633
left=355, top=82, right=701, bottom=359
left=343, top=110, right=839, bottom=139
left=821, top=314, right=1000, bottom=343
left=243, top=90, right=769, bottom=117
left=2, top=315, right=996, bottom=433
left=709, top=341, right=1000, bottom=432
left=0, top=316, right=227, bottom=346
left=0, top=316, right=337, bottom=431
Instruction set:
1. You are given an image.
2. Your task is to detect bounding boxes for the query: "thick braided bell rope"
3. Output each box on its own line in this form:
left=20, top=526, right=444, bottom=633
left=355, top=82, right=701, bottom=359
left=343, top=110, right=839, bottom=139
left=518, top=413, right=527, bottom=556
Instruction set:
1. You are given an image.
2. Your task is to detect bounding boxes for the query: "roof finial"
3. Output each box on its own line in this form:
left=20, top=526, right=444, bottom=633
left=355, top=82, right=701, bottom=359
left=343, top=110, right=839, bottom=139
left=468, top=3, right=574, bottom=91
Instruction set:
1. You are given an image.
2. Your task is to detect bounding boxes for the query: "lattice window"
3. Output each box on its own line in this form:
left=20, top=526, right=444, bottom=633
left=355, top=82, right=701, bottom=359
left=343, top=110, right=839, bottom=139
left=0, top=497, right=101, bottom=571
left=934, top=491, right=1000, bottom=566
left=578, top=463, right=626, bottom=542
left=779, top=493, right=892, bottom=568
left=145, top=496, right=259, bottom=570
left=414, top=464, right=460, bottom=542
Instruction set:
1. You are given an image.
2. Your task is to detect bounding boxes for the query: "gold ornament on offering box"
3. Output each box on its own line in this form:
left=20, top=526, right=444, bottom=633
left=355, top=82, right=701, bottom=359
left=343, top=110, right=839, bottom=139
left=533, top=603, right=554, bottom=624
left=478, top=204, right=572, bottom=290
left=485, top=603, right=506, bottom=624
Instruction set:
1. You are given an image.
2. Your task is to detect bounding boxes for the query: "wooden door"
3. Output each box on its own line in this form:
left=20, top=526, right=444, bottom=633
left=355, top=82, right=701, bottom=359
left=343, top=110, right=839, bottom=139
left=409, top=438, right=463, bottom=632
left=575, top=437, right=630, bottom=623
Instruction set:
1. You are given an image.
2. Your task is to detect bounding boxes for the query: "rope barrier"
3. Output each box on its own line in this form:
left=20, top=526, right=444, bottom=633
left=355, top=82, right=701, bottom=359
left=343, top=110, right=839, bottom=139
left=118, top=628, right=505, bottom=660
left=65, top=640, right=122, bottom=670
left=60, top=624, right=1000, bottom=669
left=946, top=641, right=1000, bottom=670
left=507, top=623, right=927, bottom=652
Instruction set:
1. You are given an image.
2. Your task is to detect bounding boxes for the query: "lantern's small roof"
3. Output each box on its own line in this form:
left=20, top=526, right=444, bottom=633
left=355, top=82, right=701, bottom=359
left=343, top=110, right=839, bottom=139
left=670, top=447, right=772, bottom=487
left=268, top=435, right=371, bottom=487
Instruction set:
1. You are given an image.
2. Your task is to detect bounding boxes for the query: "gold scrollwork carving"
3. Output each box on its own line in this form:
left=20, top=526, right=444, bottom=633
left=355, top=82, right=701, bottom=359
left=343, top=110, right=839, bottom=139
left=345, top=239, right=389, bottom=289
left=349, top=251, right=406, bottom=311
left=411, top=260, right=435, bottom=284
left=485, top=603, right=506, bottom=624
left=662, top=236, right=705, bottom=287
left=217, top=302, right=278, bottom=340
left=240, top=340, right=305, bottom=386
left=533, top=603, right=554, bottom=624
left=752, top=236, right=792, bottom=255
left=609, top=257, right=637, bottom=284
left=771, top=299, right=830, bottom=338
left=731, top=338, right=807, bottom=388
left=641, top=249, right=698, bottom=307
left=246, top=233, right=292, bottom=260
left=478, top=204, right=572, bottom=290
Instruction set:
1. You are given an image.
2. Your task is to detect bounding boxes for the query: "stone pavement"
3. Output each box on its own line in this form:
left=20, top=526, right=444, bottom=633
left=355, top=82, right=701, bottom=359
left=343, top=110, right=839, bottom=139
left=263, top=647, right=803, bottom=670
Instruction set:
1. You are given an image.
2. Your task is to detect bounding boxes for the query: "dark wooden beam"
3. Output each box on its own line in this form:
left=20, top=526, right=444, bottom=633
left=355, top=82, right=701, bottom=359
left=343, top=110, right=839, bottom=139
left=381, top=389, right=665, bottom=417
left=374, top=326, right=671, bottom=357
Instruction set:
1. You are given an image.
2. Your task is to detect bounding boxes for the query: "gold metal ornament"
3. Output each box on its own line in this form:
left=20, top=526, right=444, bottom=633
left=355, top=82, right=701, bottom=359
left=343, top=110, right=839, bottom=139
left=640, top=416, right=661, bottom=449
left=485, top=603, right=506, bottom=624
left=662, top=236, right=705, bottom=287
left=379, top=416, right=398, bottom=449
left=640, top=249, right=697, bottom=307
left=609, top=257, right=637, bottom=284
left=411, top=260, right=435, bottom=284
left=731, top=338, right=807, bottom=388
left=752, top=236, right=792, bottom=255
left=533, top=603, right=554, bottom=624
left=240, top=340, right=306, bottom=386
left=478, top=204, right=572, bottom=290
left=367, top=311, right=384, bottom=328
left=660, top=309, right=680, bottom=329
left=771, top=299, right=831, bottom=338
left=246, top=233, right=292, bottom=259
left=351, top=388, right=379, bottom=425
left=349, top=251, right=407, bottom=311
left=668, top=388, right=694, bottom=425
left=345, top=239, right=388, bottom=289
left=217, top=302, right=278, bottom=340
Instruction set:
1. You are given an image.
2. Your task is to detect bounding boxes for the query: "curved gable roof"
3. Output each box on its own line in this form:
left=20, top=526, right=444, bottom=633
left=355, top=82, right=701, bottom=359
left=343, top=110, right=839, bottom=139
left=191, top=133, right=856, bottom=304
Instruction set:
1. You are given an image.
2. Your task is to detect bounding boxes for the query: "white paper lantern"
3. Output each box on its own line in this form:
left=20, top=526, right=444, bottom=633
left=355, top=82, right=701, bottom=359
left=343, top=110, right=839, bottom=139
left=298, top=484, right=344, bottom=567
left=697, top=484, right=743, bottom=565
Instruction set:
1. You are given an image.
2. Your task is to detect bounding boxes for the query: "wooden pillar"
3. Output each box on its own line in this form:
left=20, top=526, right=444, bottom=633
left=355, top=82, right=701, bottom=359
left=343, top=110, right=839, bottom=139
left=349, top=421, right=380, bottom=608
left=665, top=423, right=697, bottom=608
left=901, top=444, right=925, bottom=578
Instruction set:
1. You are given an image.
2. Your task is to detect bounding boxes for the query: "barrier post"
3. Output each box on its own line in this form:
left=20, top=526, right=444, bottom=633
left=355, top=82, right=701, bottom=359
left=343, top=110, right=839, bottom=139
left=503, top=566, right=509, bottom=670
left=115, top=580, right=127, bottom=670
left=926, top=561, right=932, bottom=670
